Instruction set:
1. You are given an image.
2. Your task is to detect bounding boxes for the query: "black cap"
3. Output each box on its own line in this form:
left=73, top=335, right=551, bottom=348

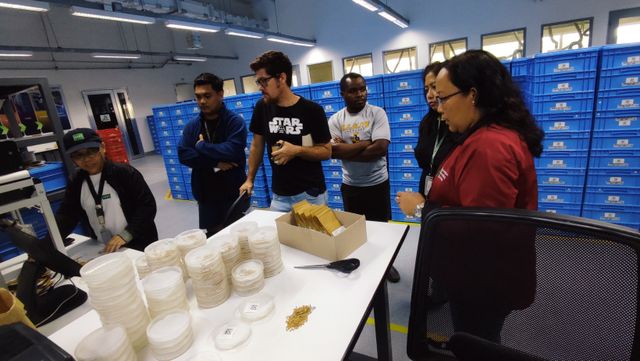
left=63, top=128, right=102, bottom=155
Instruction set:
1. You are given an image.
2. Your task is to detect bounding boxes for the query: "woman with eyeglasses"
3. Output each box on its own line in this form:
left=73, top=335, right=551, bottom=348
left=396, top=61, right=457, bottom=219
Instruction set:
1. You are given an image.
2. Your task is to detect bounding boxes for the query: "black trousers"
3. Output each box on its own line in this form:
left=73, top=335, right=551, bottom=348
left=341, top=179, right=391, bottom=222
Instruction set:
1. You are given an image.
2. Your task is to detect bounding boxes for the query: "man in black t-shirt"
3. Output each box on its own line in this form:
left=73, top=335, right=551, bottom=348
left=239, top=51, right=332, bottom=211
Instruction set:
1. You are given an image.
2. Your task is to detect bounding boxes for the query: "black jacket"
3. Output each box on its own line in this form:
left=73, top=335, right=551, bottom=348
left=56, top=160, right=158, bottom=251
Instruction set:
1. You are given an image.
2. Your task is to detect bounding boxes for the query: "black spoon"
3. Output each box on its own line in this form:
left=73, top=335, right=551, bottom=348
left=294, top=258, right=360, bottom=274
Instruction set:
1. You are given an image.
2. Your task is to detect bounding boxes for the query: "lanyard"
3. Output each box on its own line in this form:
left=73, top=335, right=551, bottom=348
left=202, top=117, right=219, bottom=143
left=431, top=119, right=445, bottom=169
left=85, top=174, right=107, bottom=226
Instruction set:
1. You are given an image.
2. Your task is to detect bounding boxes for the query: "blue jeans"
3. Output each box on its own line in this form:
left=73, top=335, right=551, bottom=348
left=270, top=191, right=327, bottom=212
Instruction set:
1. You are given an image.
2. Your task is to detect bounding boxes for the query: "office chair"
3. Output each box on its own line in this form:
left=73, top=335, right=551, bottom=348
left=449, top=332, right=549, bottom=361
left=407, top=208, right=640, bottom=361
left=209, top=191, right=250, bottom=235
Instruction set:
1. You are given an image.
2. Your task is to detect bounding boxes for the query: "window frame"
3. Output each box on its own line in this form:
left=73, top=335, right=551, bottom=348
left=223, top=78, right=237, bottom=96
left=240, top=74, right=259, bottom=94
left=428, top=37, right=468, bottom=63
left=307, top=60, right=334, bottom=84
left=540, top=17, right=593, bottom=53
left=342, top=53, right=374, bottom=76
left=481, top=27, right=527, bottom=60
left=382, top=46, right=418, bottom=74
left=607, top=7, right=640, bottom=44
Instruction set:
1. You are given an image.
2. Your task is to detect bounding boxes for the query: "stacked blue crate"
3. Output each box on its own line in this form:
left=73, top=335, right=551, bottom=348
left=511, top=57, right=534, bottom=112
left=383, top=70, right=425, bottom=223
left=583, top=43, right=640, bottom=230
left=146, top=115, right=161, bottom=154
left=532, top=47, right=600, bottom=217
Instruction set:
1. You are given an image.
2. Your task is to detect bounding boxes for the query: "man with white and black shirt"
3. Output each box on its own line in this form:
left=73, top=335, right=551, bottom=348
left=240, top=51, right=332, bottom=211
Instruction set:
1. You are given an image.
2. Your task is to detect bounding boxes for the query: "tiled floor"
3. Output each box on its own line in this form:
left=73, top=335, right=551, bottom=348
left=132, top=154, right=419, bottom=360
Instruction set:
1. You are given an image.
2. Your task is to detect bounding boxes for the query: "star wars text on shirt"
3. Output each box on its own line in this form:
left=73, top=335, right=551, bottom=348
left=269, top=117, right=303, bottom=135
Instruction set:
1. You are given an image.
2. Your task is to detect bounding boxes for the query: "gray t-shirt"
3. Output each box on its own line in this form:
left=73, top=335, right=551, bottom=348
left=328, top=103, right=390, bottom=187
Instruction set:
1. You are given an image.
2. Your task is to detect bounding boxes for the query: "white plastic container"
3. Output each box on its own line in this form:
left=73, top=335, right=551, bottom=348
left=75, top=324, right=137, bottom=361
left=142, top=266, right=189, bottom=317
left=176, top=229, right=207, bottom=258
left=248, top=226, right=283, bottom=278
left=147, top=310, right=194, bottom=361
left=230, top=222, right=258, bottom=261
left=184, top=245, right=230, bottom=308
left=238, top=293, right=275, bottom=322
left=211, top=320, right=251, bottom=351
left=231, top=259, right=265, bottom=296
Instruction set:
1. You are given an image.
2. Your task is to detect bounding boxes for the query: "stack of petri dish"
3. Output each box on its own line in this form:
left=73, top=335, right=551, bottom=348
left=146, top=310, right=194, bottom=361
left=184, top=245, right=230, bottom=308
left=230, top=222, right=258, bottom=262
left=210, top=234, right=241, bottom=278
left=144, top=238, right=187, bottom=279
left=75, top=324, right=137, bottom=361
left=248, top=226, right=283, bottom=278
left=175, top=229, right=207, bottom=259
left=142, top=266, right=189, bottom=318
left=80, top=253, right=149, bottom=350
left=211, top=320, right=252, bottom=351
left=231, top=259, right=265, bottom=296
left=135, top=255, right=151, bottom=279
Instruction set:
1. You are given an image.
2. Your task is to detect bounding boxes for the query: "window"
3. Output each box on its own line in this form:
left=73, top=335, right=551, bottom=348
left=307, top=61, right=334, bottom=84
left=343, top=54, right=373, bottom=76
left=223, top=79, right=237, bottom=96
left=482, top=28, right=526, bottom=60
left=429, top=39, right=467, bottom=63
left=241, top=74, right=259, bottom=94
left=541, top=18, right=592, bottom=53
left=292, top=65, right=301, bottom=87
left=383, top=47, right=417, bottom=74
left=608, top=7, right=640, bottom=44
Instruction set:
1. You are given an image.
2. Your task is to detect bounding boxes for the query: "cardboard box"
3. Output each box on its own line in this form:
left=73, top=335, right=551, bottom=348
left=275, top=210, right=367, bottom=261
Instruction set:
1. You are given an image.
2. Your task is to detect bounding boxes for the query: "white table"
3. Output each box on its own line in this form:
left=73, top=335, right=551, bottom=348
left=48, top=210, right=409, bottom=361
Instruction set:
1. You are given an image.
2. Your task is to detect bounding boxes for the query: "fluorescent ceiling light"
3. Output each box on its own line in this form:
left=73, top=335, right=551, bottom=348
left=0, top=50, right=33, bottom=57
left=224, top=28, right=264, bottom=39
left=174, top=56, right=207, bottom=62
left=266, top=35, right=315, bottom=47
left=165, top=20, right=221, bottom=33
left=92, top=53, right=141, bottom=59
left=352, top=0, right=378, bottom=12
left=71, top=6, right=155, bottom=25
left=378, top=11, right=408, bottom=29
left=0, top=0, right=49, bottom=12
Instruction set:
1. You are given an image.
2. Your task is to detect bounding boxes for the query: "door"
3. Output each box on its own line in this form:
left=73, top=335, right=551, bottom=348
left=82, top=89, right=144, bottom=159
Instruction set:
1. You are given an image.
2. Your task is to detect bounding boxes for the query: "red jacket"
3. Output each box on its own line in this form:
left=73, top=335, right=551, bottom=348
left=428, top=124, right=538, bottom=210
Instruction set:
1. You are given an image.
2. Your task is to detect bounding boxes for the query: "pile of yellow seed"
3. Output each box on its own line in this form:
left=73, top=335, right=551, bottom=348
left=286, top=305, right=314, bottom=331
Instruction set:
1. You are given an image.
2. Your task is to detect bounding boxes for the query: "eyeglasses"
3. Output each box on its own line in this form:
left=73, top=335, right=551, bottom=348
left=71, top=148, right=100, bottom=161
left=255, top=76, right=275, bottom=88
left=436, top=90, right=464, bottom=107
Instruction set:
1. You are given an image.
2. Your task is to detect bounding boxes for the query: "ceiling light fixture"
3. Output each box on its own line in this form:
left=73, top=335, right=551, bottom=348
left=266, top=35, right=315, bottom=47
left=0, top=0, right=49, bottom=12
left=378, top=11, right=408, bottom=29
left=92, top=53, right=141, bottom=59
left=71, top=6, right=155, bottom=25
left=165, top=20, right=221, bottom=33
left=0, top=50, right=33, bottom=57
left=224, top=28, right=264, bottom=39
left=351, top=0, right=378, bottom=12
left=173, top=55, right=207, bottom=62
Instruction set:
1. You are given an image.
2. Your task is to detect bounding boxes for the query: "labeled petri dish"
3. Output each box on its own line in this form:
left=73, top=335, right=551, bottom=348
left=211, top=320, right=251, bottom=350
left=238, top=293, right=275, bottom=322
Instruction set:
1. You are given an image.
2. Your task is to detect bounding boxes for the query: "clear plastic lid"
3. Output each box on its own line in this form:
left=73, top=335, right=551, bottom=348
left=238, top=293, right=275, bottom=321
left=142, top=266, right=183, bottom=294
left=184, top=245, right=221, bottom=270
left=80, top=252, right=131, bottom=284
left=231, top=259, right=264, bottom=282
left=75, top=324, right=130, bottom=360
left=248, top=226, right=278, bottom=246
left=144, top=238, right=179, bottom=259
left=146, top=310, right=192, bottom=345
left=230, top=222, right=258, bottom=240
left=176, top=229, right=207, bottom=250
left=212, top=320, right=251, bottom=350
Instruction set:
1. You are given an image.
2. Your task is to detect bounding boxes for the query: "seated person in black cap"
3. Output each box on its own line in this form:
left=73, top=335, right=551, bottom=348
left=59, top=128, right=158, bottom=253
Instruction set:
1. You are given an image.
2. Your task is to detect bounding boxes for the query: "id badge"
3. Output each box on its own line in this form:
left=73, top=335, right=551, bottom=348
left=424, top=176, right=433, bottom=196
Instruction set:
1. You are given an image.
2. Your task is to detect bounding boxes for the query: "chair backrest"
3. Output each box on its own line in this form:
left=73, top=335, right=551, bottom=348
left=210, top=191, right=250, bottom=235
left=407, top=208, right=640, bottom=361
left=449, top=332, right=549, bottom=361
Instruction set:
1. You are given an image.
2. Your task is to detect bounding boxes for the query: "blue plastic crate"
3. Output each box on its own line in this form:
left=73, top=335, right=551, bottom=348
left=28, top=162, right=66, bottom=193
left=594, top=110, right=640, bottom=131
left=535, top=152, right=588, bottom=169
left=383, top=70, right=423, bottom=92
left=538, top=186, right=584, bottom=204
left=155, top=117, right=171, bottom=129
left=390, top=180, right=420, bottom=195
left=315, top=98, right=344, bottom=115
left=542, top=132, right=591, bottom=152
left=324, top=169, right=343, bottom=180
left=169, top=180, right=186, bottom=192
left=164, top=163, right=181, bottom=176
left=322, top=164, right=342, bottom=174
left=152, top=107, right=171, bottom=119
left=367, top=95, right=385, bottom=108
left=184, top=102, right=200, bottom=114
left=157, top=128, right=174, bottom=139
left=310, top=81, right=341, bottom=100
left=329, top=204, right=344, bottom=212
left=326, top=178, right=342, bottom=192
left=535, top=112, right=593, bottom=133
left=581, top=205, right=640, bottom=225
left=538, top=203, right=582, bottom=216
left=588, top=150, right=640, bottom=169
left=586, top=169, right=640, bottom=187
left=532, top=92, right=595, bottom=114
left=172, top=190, right=188, bottom=200
left=532, top=71, right=597, bottom=94
left=237, top=110, right=253, bottom=122
left=387, top=106, right=427, bottom=124
left=591, top=130, right=640, bottom=150
left=384, top=90, right=425, bottom=108
left=511, top=58, right=534, bottom=77
left=172, top=116, right=189, bottom=127
left=533, top=47, right=600, bottom=75
left=600, top=43, right=640, bottom=70
left=174, top=128, right=185, bottom=139
left=391, top=208, right=419, bottom=223
left=226, top=94, right=258, bottom=110
left=292, top=85, right=311, bottom=99
left=599, top=68, right=640, bottom=91
left=169, top=105, right=186, bottom=117
left=182, top=167, right=192, bottom=178
left=322, top=159, right=342, bottom=168
left=163, top=155, right=180, bottom=166
left=584, top=187, right=640, bottom=207
left=389, top=168, right=421, bottom=182
left=537, top=169, right=586, bottom=187
left=328, top=193, right=343, bottom=204
left=389, top=137, right=419, bottom=153
left=596, top=88, right=640, bottom=111
left=250, top=194, right=271, bottom=208
left=364, top=75, right=384, bottom=95
left=160, top=137, right=177, bottom=148
left=390, top=121, right=420, bottom=138
left=388, top=153, right=420, bottom=168
left=501, top=60, right=511, bottom=73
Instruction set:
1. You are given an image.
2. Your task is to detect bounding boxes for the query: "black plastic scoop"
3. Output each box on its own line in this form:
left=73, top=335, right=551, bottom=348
left=294, top=258, right=360, bottom=274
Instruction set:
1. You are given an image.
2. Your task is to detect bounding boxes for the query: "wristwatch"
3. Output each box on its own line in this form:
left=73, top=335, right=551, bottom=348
left=414, top=202, right=425, bottom=218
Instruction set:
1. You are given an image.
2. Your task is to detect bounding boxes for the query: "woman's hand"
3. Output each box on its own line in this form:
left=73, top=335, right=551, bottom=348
left=396, top=192, right=426, bottom=216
